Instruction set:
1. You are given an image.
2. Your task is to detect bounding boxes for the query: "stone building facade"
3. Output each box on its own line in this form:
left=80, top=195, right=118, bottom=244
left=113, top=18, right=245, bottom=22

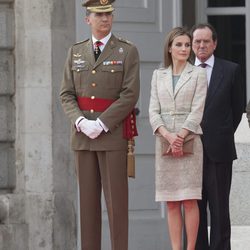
left=0, top=0, right=250, bottom=249
left=0, top=0, right=77, bottom=249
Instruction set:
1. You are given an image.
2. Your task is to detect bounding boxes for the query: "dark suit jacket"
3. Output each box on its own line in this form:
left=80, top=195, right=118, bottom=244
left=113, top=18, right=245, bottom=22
left=201, top=57, right=244, bottom=162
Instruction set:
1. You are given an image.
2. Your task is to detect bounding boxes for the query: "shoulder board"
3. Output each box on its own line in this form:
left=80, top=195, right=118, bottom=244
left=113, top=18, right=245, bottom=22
left=74, top=38, right=90, bottom=45
left=118, top=37, right=133, bottom=45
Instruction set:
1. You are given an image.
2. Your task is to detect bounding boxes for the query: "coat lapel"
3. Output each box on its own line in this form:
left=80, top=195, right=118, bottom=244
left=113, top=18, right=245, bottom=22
left=174, top=63, right=192, bottom=98
left=205, top=59, right=223, bottom=107
left=158, top=67, right=174, bottom=100
left=82, top=39, right=95, bottom=66
left=164, top=67, right=174, bottom=99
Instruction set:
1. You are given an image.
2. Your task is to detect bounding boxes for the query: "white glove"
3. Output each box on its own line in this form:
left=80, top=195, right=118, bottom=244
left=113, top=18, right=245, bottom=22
left=78, top=118, right=103, bottom=139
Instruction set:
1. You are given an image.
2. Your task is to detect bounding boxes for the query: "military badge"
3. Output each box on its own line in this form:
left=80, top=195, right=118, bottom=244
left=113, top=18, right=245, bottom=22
left=73, top=53, right=81, bottom=58
left=73, top=59, right=87, bottom=71
left=74, top=59, right=86, bottom=65
left=103, top=60, right=123, bottom=65
left=119, top=47, right=124, bottom=54
left=100, top=0, right=108, bottom=5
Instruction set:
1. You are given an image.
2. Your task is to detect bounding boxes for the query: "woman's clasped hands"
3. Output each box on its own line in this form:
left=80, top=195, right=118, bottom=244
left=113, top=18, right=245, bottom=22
left=167, top=133, right=184, bottom=157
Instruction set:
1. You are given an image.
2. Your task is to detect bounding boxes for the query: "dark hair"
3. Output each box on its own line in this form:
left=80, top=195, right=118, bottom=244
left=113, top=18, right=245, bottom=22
left=190, top=23, right=217, bottom=42
left=164, top=27, right=192, bottom=68
left=86, top=10, right=91, bottom=16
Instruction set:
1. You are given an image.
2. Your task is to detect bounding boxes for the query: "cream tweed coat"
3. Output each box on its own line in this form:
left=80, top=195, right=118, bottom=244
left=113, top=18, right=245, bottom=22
left=149, top=62, right=207, bottom=201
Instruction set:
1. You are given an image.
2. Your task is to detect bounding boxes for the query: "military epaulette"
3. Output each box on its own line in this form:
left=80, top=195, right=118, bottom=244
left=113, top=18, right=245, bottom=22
left=74, top=38, right=90, bottom=45
left=118, top=37, right=133, bottom=45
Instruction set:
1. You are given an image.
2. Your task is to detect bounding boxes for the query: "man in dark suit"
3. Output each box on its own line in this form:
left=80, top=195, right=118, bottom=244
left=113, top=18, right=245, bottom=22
left=60, top=0, right=140, bottom=249
left=191, top=23, right=244, bottom=250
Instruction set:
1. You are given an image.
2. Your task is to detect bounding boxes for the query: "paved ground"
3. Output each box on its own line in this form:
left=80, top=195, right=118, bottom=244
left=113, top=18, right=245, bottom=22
left=231, top=226, right=250, bottom=250
left=208, top=226, right=250, bottom=250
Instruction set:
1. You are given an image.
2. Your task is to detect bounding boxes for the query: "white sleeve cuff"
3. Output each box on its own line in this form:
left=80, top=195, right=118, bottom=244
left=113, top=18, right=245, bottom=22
left=75, top=116, right=85, bottom=126
left=97, top=118, right=109, bottom=132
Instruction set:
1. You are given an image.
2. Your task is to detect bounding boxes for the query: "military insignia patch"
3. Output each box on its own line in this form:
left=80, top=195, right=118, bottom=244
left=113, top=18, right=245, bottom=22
left=73, top=59, right=87, bottom=71
left=74, top=59, right=86, bottom=65
left=73, top=53, right=81, bottom=58
left=119, top=47, right=124, bottom=54
left=100, top=0, right=108, bottom=5
left=103, top=60, right=123, bottom=65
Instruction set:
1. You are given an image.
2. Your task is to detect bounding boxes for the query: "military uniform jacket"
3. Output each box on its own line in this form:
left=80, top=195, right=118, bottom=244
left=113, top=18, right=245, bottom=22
left=60, top=34, right=140, bottom=151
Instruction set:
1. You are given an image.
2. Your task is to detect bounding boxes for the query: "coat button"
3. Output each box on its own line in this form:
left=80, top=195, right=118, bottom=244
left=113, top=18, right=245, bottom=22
left=92, top=83, right=96, bottom=87
left=90, top=109, right=94, bottom=113
left=91, top=96, right=95, bottom=99
left=92, top=70, right=96, bottom=74
left=111, top=69, right=115, bottom=73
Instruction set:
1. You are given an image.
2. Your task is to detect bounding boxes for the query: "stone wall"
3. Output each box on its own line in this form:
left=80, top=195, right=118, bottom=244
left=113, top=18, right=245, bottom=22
left=0, top=1, right=15, bottom=190
left=0, top=0, right=78, bottom=249
left=0, top=0, right=249, bottom=249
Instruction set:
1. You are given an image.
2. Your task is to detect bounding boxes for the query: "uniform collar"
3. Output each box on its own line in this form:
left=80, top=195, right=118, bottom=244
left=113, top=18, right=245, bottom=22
left=92, top=32, right=112, bottom=47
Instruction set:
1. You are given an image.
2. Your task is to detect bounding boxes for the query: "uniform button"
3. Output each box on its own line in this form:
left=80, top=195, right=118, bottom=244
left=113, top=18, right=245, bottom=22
left=131, top=120, right=134, bottom=124
left=91, top=96, right=95, bottom=99
left=92, top=83, right=96, bottom=87
left=111, top=69, right=115, bottom=73
left=92, top=70, right=96, bottom=74
left=90, top=109, right=94, bottom=113
left=77, top=69, right=80, bottom=72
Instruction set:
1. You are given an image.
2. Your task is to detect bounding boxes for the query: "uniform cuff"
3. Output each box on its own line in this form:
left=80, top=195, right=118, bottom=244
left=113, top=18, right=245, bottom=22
left=97, top=118, right=109, bottom=132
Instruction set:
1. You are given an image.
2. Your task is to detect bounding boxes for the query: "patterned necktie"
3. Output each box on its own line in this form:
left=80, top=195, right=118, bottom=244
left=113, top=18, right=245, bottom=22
left=200, top=63, right=207, bottom=68
left=94, top=41, right=103, bottom=61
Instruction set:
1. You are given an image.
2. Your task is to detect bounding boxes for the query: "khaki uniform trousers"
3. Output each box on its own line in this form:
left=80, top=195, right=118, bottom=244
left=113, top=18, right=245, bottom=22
left=74, top=150, right=128, bottom=250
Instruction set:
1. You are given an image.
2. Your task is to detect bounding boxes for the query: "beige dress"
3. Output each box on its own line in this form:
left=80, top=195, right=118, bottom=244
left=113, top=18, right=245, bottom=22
left=149, top=63, right=207, bottom=201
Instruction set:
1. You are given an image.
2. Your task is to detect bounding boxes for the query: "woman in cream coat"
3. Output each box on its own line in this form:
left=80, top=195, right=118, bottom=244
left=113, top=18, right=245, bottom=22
left=149, top=27, right=207, bottom=250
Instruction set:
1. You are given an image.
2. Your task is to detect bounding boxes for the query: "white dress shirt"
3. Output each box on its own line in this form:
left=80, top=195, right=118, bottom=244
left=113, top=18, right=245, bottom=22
left=92, top=32, right=112, bottom=52
left=195, top=55, right=215, bottom=85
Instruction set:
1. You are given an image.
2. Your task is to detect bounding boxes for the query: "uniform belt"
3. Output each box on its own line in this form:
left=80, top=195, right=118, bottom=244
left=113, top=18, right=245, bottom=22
left=77, top=96, right=138, bottom=139
left=77, top=96, right=114, bottom=112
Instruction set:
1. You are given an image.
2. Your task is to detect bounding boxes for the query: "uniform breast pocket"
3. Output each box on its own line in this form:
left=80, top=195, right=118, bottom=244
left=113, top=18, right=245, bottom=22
left=71, top=65, right=89, bottom=89
left=101, top=65, right=123, bottom=89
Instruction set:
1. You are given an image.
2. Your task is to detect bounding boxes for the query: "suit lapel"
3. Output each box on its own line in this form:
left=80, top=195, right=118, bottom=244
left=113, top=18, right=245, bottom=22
left=174, top=63, right=192, bottom=98
left=205, top=59, right=223, bottom=107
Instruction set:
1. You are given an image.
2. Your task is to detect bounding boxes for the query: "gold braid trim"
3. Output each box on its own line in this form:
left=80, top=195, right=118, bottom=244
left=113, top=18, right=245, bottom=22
left=86, top=5, right=114, bottom=12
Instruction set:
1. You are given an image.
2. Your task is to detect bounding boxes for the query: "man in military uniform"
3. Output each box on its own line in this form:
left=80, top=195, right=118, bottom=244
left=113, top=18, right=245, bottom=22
left=60, top=0, right=140, bottom=249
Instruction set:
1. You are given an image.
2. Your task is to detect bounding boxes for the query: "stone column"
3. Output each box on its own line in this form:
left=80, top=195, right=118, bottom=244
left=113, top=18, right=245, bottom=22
left=0, top=1, right=22, bottom=249
left=0, top=0, right=77, bottom=249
